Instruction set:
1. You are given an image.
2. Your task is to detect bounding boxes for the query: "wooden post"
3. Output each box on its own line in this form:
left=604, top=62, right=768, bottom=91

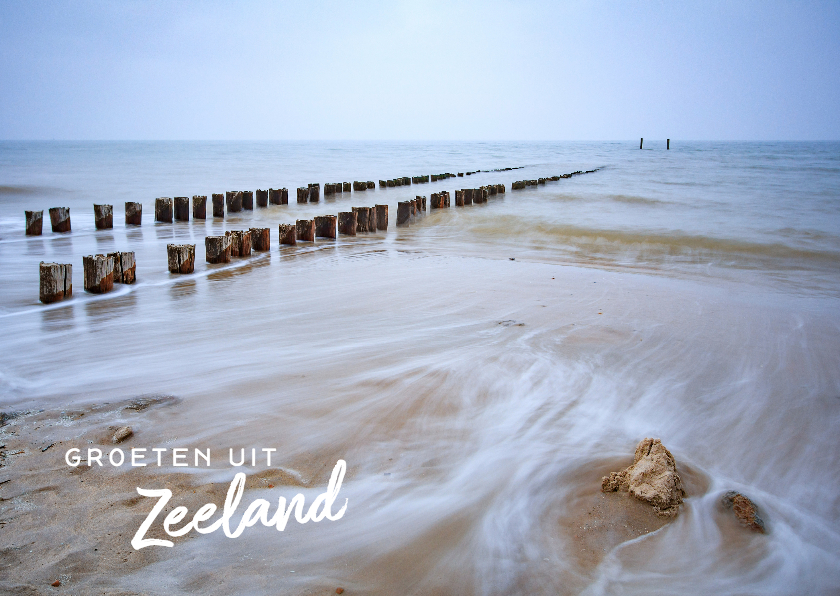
left=242, top=191, right=254, bottom=210
left=511, top=181, right=525, bottom=190
left=39, top=262, right=72, bottom=303
left=463, top=189, right=473, bottom=205
left=667, top=139, right=670, bottom=150
left=250, top=227, right=270, bottom=251
left=497, top=183, right=505, bottom=193
left=256, top=189, right=268, bottom=207
left=353, top=181, right=365, bottom=191
left=225, top=230, right=252, bottom=257
left=296, top=219, right=315, bottom=242
left=297, top=187, right=308, bottom=204
left=167, top=244, right=195, bottom=273
left=324, top=183, right=335, bottom=195
left=334, top=182, right=343, bottom=194
left=455, top=190, right=464, bottom=206
left=367, top=181, right=375, bottom=189
left=640, top=137, right=644, bottom=149
left=352, top=206, right=371, bottom=232
left=25, top=210, right=43, bottom=235
left=125, top=202, right=142, bottom=225
left=338, top=212, right=357, bottom=236
left=155, top=198, right=173, bottom=223
left=396, top=201, right=411, bottom=226
left=174, top=197, right=190, bottom=221
left=205, top=235, right=231, bottom=263
left=308, top=183, right=320, bottom=202
left=108, top=251, right=136, bottom=283
left=375, top=204, right=388, bottom=230
left=379, top=180, right=386, bottom=188
left=211, top=194, right=224, bottom=218
left=83, top=254, right=114, bottom=293
left=278, top=223, right=296, bottom=245
left=49, top=207, right=71, bottom=232
left=269, top=188, right=281, bottom=204
left=343, top=182, right=351, bottom=193
left=226, top=191, right=243, bottom=212
left=314, top=215, right=337, bottom=239
left=94, top=204, right=113, bottom=229
left=193, top=195, right=207, bottom=219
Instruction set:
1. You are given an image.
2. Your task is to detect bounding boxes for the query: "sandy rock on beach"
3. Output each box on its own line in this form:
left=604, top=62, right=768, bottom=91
left=601, top=438, right=685, bottom=517
left=721, top=491, right=766, bottom=533
left=112, top=426, right=133, bottom=444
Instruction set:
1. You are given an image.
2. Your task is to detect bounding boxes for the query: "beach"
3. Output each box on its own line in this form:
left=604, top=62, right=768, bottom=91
left=1, top=141, right=839, bottom=594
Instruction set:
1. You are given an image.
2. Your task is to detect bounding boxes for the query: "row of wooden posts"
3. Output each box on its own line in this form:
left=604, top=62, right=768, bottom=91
left=510, top=168, right=601, bottom=190
left=37, top=182, right=509, bottom=304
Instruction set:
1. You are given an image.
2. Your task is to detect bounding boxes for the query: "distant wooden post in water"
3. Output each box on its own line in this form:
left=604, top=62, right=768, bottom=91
left=108, top=251, right=136, bottom=283
left=174, top=197, right=190, bottom=221
left=278, top=223, right=296, bottom=245
left=39, top=262, right=72, bottom=303
left=297, top=187, right=308, bottom=204
left=94, top=204, right=113, bottom=229
left=205, top=236, right=231, bottom=263
left=375, top=204, right=388, bottom=230
left=338, top=212, right=357, bottom=236
left=83, top=254, right=114, bottom=293
left=125, top=202, right=142, bottom=225
left=242, top=191, right=254, bottom=210
left=226, top=191, right=243, bottom=213
left=167, top=244, right=195, bottom=273
left=193, top=195, right=207, bottom=220
left=314, top=215, right=337, bottom=239
left=155, top=198, right=173, bottom=223
left=25, top=210, right=43, bottom=235
left=250, top=227, right=270, bottom=251
left=256, top=189, right=268, bottom=207
left=640, top=138, right=644, bottom=149
left=667, top=139, right=670, bottom=150
left=352, top=206, right=373, bottom=232
left=49, top=207, right=71, bottom=233
left=212, top=194, right=224, bottom=218
left=308, top=183, right=320, bottom=202
left=396, top=201, right=411, bottom=226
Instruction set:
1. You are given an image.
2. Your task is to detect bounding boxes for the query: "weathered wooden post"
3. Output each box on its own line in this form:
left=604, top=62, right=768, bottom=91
left=205, top=235, right=231, bottom=263
left=343, top=182, right=351, bottom=193
left=463, top=189, right=473, bottom=205
left=352, top=206, right=370, bottom=232
left=296, top=219, right=315, bottom=242
left=269, top=188, right=281, bottom=204
left=297, top=187, right=308, bottom=203
left=667, top=139, right=670, bottom=150
left=379, top=180, right=386, bottom=188
left=387, top=179, right=395, bottom=187
left=397, top=201, right=411, bottom=225
left=250, top=227, right=270, bottom=251
left=167, top=244, right=195, bottom=273
left=333, top=183, right=343, bottom=194
left=226, top=191, right=243, bottom=212
left=49, top=207, right=71, bottom=232
left=242, top=191, right=254, bottom=210
left=155, top=198, right=173, bottom=223
left=443, top=191, right=450, bottom=207
left=278, top=223, right=296, bottom=245
left=367, top=181, right=375, bottom=189
left=125, top=202, right=142, bottom=225
left=193, top=195, right=207, bottom=219
left=430, top=193, right=440, bottom=209
left=511, top=181, right=524, bottom=190
left=94, top=204, right=113, bottom=229
left=108, top=251, right=136, bottom=283
left=324, top=183, right=335, bottom=195
left=338, top=212, right=357, bottom=236
left=256, top=189, right=268, bottom=207
left=39, top=262, right=72, bottom=303
left=225, top=230, right=252, bottom=256
left=375, top=204, right=388, bottom=230
left=308, top=183, right=320, bottom=202
left=212, top=194, right=224, bottom=218
left=83, top=254, right=114, bottom=293
left=496, top=183, right=505, bottom=193
left=353, top=181, right=365, bottom=191
left=25, top=210, right=43, bottom=235
left=314, top=215, right=337, bottom=239
left=640, top=137, right=644, bottom=149
left=174, top=197, right=190, bottom=221
left=455, top=190, right=464, bottom=207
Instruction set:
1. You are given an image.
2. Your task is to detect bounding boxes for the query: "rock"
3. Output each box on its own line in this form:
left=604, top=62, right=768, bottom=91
left=335, top=589, right=344, bottom=594
left=601, top=438, right=685, bottom=517
left=52, top=580, right=61, bottom=587
left=721, top=491, right=765, bottom=533
left=112, top=426, right=133, bottom=444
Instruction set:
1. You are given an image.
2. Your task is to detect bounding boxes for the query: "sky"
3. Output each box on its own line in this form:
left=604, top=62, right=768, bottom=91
left=0, top=0, right=838, bottom=141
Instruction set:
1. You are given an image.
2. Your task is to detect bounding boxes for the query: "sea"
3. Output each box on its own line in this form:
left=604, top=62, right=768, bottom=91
left=1, top=140, right=839, bottom=594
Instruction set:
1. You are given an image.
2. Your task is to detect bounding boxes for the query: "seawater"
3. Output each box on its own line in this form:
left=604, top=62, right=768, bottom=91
left=1, top=141, right=839, bottom=594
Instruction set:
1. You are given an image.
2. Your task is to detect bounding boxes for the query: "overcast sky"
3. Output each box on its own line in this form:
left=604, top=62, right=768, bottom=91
left=1, top=1, right=838, bottom=140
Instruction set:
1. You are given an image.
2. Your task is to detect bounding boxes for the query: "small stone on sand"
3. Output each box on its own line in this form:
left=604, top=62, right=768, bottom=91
left=721, top=491, right=765, bottom=533
left=112, top=426, right=133, bottom=444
